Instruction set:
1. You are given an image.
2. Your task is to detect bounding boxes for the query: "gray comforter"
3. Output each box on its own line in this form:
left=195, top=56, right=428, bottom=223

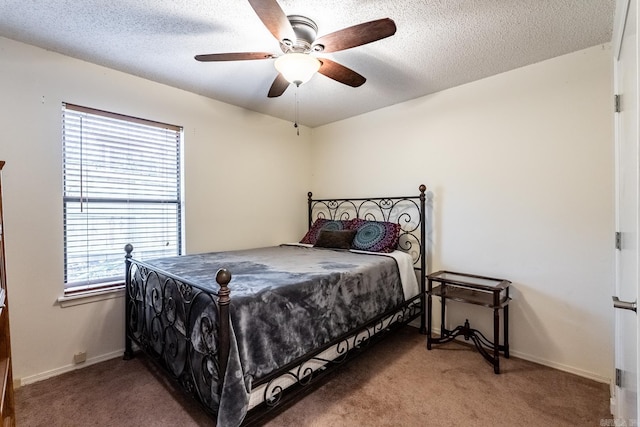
left=143, top=244, right=404, bottom=426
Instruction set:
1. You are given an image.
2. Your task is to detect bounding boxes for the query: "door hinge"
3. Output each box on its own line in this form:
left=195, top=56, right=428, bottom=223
left=616, top=368, right=622, bottom=387
left=616, top=232, right=622, bottom=250
left=615, top=94, right=621, bottom=113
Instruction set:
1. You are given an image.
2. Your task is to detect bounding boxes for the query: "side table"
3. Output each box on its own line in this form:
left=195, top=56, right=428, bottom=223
left=426, top=270, right=511, bottom=374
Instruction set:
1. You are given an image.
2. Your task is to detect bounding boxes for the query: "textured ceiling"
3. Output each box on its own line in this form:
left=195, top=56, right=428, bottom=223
left=0, top=1, right=615, bottom=128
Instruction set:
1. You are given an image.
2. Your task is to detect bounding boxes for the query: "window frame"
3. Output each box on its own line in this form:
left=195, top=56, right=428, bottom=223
left=61, top=103, right=183, bottom=298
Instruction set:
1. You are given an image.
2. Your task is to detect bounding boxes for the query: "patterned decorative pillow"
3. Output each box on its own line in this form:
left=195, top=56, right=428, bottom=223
left=313, top=229, right=357, bottom=250
left=349, top=219, right=401, bottom=253
left=299, top=218, right=351, bottom=245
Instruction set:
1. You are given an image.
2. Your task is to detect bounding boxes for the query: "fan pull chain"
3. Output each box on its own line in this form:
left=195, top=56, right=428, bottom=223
left=294, top=86, right=300, bottom=136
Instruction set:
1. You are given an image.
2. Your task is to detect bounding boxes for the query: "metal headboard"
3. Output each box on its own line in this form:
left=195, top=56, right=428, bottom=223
left=307, top=184, right=427, bottom=275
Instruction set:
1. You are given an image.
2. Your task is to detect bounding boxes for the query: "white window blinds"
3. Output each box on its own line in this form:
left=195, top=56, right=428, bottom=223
left=62, top=103, right=182, bottom=290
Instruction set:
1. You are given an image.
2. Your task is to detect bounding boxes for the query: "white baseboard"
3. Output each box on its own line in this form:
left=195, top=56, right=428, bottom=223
left=507, top=349, right=610, bottom=384
left=15, top=349, right=125, bottom=388
left=427, top=326, right=611, bottom=384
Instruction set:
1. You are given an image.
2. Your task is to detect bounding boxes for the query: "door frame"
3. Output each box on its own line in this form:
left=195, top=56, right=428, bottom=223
left=612, top=0, right=639, bottom=421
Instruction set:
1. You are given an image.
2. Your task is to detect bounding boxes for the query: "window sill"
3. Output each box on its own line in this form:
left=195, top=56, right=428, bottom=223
left=57, top=285, right=125, bottom=308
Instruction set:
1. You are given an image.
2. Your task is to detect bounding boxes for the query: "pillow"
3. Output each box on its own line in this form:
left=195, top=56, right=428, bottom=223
left=349, top=219, right=401, bottom=253
left=313, top=229, right=357, bottom=249
left=299, top=218, right=351, bottom=245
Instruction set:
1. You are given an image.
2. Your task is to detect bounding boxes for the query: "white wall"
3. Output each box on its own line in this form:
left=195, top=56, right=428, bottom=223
left=0, top=35, right=614, bottom=385
left=310, top=45, right=615, bottom=382
left=0, top=36, right=312, bottom=384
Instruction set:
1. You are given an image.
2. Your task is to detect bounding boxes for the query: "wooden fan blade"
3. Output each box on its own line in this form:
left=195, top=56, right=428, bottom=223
left=318, top=58, right=366, bottom=87
left=248, top=0, right=295, bottom=43
left=195, top=52, right=274, bottom=61
left=268, top=73, right=290, bottom=97
left=313, top=18, right=396, bottom=53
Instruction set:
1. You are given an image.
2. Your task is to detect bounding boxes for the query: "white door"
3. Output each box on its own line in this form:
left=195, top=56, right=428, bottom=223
left=614, top=0, right=639, bottom=423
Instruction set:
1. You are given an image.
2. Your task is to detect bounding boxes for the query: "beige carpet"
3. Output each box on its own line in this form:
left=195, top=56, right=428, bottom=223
left=15, top=326, right=611, bottom=426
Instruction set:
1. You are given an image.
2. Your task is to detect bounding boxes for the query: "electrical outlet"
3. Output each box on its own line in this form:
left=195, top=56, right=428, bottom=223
left=73, top=351, right=87, bottom=364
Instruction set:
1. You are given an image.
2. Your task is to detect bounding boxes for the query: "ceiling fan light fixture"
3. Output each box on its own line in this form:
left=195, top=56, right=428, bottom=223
left=274, top=53, right=321, bottom=86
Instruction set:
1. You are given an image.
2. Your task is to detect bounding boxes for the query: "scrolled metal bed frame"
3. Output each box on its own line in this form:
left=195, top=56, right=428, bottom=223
left=123, top=184, right=428, bottom=426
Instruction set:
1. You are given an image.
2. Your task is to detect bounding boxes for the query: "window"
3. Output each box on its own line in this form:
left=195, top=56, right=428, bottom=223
left=62, top=103, right=182, bottom=293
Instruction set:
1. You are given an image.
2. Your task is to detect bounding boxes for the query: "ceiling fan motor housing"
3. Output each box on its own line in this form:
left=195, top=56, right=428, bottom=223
left=282, top=15, right=322, bottom=53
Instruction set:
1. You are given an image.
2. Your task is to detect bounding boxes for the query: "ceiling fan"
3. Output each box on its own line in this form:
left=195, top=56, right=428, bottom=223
left=195, top=0, right=397, bottom=98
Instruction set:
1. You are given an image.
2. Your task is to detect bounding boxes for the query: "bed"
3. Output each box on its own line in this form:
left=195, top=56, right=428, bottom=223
left=123, top=185, right=428, bottom=426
